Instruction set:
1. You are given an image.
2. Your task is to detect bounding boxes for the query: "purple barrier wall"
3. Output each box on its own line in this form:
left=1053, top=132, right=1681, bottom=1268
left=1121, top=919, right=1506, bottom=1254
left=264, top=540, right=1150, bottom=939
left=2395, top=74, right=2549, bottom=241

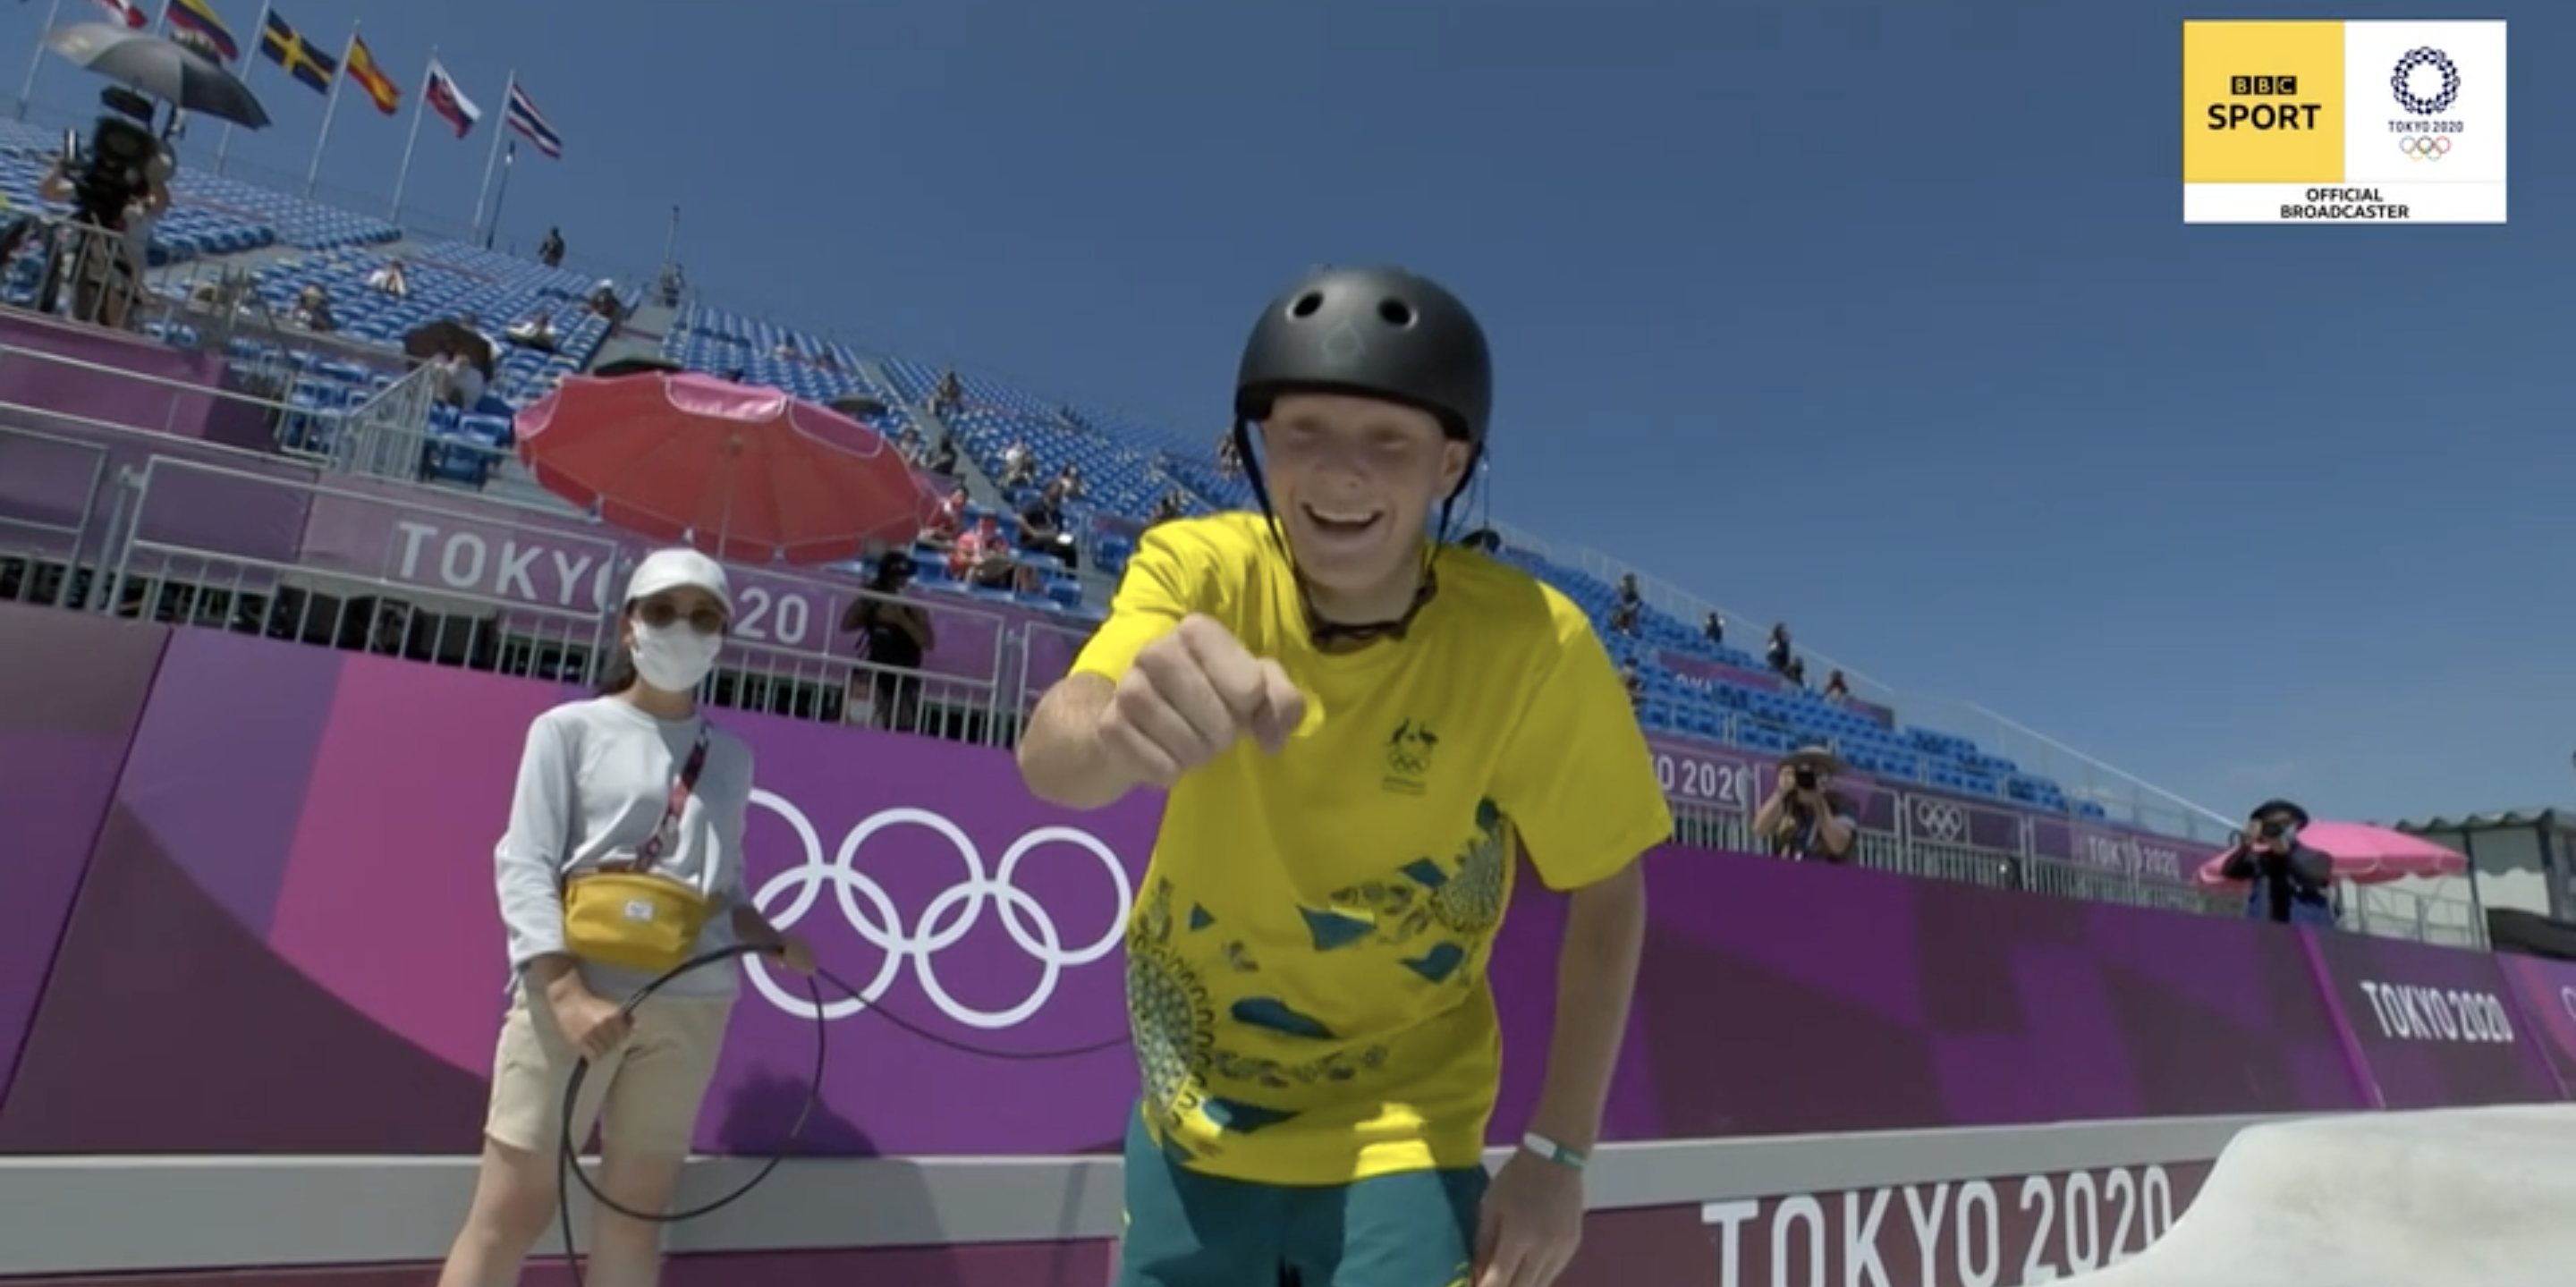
left=0, top=311, right=269, bottom=450
left=2496, top=953, right=2576, bottom=1096
left=2301, top=928, right=2564, bottom=1108
left=0, top=605, right=165, bottom=1101
left=0, top=610, right=2562, bottom=1164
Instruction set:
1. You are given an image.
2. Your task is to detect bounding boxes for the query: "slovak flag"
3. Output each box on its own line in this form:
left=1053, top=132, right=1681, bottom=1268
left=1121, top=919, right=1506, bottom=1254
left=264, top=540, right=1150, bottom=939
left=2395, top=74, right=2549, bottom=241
left=92, top=0, right=147, bottom=29
left=424, top=58, right=480, bottom=139
left=504, top=82, right=563, bottom=159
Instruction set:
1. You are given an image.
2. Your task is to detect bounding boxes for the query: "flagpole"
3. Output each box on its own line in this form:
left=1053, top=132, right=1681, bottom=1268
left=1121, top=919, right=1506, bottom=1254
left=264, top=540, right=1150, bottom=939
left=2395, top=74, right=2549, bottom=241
left=484, top=140, right=515, bottom=250
left=470, top=68, right=512, bottom=240
left=301, top=19, right=355, bottom=199
left=386, top=46, right=434, bottom=222
left=14, top=0, right=65, bottom=122
left=213, top=0, right=272, bottom=174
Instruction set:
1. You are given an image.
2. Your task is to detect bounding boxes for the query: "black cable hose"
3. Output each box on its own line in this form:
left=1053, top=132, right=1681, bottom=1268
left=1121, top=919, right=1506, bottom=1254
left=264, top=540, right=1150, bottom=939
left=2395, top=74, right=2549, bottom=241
left=552, top=943, right=1130, bottom=1286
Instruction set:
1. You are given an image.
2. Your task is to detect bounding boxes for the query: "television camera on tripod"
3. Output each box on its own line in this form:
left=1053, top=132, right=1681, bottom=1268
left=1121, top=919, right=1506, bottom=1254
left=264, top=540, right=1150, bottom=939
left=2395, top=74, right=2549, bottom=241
left=36, top=87, right=173, bottom=329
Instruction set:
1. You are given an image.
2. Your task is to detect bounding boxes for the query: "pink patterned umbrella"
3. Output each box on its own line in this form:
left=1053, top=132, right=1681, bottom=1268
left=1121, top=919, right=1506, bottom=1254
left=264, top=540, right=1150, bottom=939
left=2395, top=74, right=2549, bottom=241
left=516, top=372, right=938, bottom=565
left=2194, top=821, right=2468, bottom=887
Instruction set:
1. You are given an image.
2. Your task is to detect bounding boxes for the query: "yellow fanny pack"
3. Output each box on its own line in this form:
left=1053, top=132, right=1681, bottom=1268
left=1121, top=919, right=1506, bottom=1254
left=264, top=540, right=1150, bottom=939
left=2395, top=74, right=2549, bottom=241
left=561, top=724, right=715, bottom=975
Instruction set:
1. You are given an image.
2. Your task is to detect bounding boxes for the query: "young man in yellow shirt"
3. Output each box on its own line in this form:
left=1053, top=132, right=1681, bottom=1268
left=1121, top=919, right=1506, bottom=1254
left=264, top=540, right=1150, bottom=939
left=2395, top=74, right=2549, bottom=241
left=1018, top=267, right=1671, bottom=1287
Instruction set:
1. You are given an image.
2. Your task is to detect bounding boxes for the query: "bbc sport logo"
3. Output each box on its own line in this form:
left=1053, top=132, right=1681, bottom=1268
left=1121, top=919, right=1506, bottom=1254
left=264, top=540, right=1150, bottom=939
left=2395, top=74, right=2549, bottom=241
left=2181, top=20, right=2507, bottom=225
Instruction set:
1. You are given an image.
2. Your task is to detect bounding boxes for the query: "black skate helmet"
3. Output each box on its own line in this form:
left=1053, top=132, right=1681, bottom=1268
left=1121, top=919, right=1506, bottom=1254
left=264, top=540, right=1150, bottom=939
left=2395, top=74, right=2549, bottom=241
left=1227, top=266, right=1494, bottom=647
left=1233, top=266, right=1493, bottom=470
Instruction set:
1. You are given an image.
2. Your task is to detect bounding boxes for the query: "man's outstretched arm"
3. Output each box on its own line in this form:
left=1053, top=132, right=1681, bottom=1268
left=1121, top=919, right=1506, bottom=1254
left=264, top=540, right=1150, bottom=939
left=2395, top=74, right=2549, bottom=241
left=1018, top=673, right=1141, bottom=810
left=1526, top=860, right=1647, bottom=1154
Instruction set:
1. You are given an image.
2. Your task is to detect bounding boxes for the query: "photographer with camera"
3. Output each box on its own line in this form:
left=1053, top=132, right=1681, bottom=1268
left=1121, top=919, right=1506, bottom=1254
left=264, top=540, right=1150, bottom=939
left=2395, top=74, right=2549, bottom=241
left=38, top=102, right=170, bottom=332
left=1755, top=745, right=1857, bottom=862
left=838, top=551, right=935, bottom=732
left=2216, top=798, right=2334, bottom=927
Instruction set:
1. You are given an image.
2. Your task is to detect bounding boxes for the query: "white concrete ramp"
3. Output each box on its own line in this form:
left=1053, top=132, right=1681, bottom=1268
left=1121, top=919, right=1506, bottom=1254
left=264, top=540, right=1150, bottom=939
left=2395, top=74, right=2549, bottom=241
left=2061, top=1105, right=2576, bottom=1287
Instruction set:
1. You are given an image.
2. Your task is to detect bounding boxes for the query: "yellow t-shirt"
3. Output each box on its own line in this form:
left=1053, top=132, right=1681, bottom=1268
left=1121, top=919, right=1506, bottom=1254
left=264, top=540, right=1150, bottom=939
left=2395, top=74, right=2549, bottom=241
left=1072, top=513, right=1674, bottom=1186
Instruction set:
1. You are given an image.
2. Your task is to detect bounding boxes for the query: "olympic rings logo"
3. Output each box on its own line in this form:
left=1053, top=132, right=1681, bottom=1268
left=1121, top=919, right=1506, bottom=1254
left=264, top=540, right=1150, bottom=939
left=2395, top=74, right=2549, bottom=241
left=1910, top=797, right=1966, bottom=844
left=741, top=792, right=1134, bottom=1030
left=2390, top=47, right=2459, bottom=117
left=2399, top=137, right=2453, bottom=160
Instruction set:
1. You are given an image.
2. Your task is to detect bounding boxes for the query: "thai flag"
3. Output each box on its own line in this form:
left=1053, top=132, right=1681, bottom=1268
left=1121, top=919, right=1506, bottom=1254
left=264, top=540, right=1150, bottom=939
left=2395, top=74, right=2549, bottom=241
left=504, top=82, right=563, bottom=159
left=425, top=58, right=480, bottom=139
left=92, top=0, right=146, bottom=29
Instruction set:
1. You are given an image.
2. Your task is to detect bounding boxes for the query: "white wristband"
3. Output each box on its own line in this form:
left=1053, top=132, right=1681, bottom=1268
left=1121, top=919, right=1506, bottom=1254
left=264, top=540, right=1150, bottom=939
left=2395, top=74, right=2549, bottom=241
left=1520, top=1131, right=1587, bottom=1171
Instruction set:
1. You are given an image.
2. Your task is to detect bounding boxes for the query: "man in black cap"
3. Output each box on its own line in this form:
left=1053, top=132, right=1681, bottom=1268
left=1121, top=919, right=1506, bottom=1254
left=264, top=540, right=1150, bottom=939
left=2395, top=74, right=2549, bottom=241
left=2216, top=799, right=2334, bottom=926
left=1017, top=267, right=1666, bottom=1287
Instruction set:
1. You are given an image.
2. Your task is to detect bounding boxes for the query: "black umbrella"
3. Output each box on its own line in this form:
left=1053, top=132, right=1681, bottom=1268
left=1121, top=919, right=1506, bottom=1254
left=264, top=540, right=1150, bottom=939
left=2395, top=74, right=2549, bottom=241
left=592, top=356, right=687, bottom=379
left=829, top=393, right=891, bottom=420
left=46, top=24, right=269, bottom=128
left=404, top=319, right=496, bottom=378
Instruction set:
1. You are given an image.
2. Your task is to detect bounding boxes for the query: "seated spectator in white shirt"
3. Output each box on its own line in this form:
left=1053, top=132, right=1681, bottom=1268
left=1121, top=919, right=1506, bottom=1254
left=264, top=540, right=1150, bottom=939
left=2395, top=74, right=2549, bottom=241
left=430, top=349, right=486, bottom=409
left=504, top=310, right=558, bottom=352
left=368, top=260, right=410, bottom=298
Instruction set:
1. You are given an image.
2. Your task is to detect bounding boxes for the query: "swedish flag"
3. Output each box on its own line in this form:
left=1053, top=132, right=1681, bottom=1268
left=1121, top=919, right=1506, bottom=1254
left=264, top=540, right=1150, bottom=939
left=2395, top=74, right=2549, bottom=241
left=258, top=10, right=339, bottom=95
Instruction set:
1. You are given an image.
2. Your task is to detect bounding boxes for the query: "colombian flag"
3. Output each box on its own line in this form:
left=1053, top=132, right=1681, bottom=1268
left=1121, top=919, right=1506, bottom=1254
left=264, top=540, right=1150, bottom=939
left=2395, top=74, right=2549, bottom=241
left=346, top=35, right=402, bottom=114
left=165, top=0, right=239, bottom=62
left=258, top=10, right=339, bottom=95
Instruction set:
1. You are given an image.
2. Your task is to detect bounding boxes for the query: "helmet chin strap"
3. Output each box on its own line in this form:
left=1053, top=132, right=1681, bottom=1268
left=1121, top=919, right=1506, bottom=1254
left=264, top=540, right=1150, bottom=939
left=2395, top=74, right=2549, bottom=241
left=1230, top=416, right=1471, bottom=651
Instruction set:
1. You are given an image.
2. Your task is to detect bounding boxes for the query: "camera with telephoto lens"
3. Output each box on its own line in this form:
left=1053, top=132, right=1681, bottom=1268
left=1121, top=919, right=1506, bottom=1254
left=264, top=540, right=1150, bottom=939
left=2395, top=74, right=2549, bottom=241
left=63, top=90, right=159, bottom=228
left=1793, top=767, right=1818, bottom=791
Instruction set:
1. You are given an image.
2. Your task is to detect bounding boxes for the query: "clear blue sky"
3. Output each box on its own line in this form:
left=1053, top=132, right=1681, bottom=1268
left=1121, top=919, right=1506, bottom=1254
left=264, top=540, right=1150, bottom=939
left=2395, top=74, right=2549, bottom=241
left=12, top=0, right=2568, bottom=827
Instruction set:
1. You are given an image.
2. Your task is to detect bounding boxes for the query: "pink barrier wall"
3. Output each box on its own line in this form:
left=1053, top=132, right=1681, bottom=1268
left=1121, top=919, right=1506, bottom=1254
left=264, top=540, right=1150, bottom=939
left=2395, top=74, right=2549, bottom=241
left=0, top=600, right=2562, bottom=1169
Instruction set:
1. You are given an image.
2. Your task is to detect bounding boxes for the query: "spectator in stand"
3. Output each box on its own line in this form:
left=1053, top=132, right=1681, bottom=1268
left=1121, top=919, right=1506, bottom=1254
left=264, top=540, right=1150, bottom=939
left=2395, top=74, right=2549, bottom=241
left=537, top=225, right=565, bottom=267
left=1216, top=430, right=1242, bottom=477
left=1784, top=656, right=1809, bottom=689
left=504, top=310, right=558, bottom=352
left=999, top=442, right=1039, bottom=491
left=1015, top=479, right=1080, bottom=570
left=1054, top=461, right=1088, bottom=500
left=923, top=433, right=960, bottom=477
left=1621, top=656, right=1645, bottom=707
left=1754, top=746, right=1857, bottom=862
left=429, top=345, right=487, bottom=410
left=951, top=514, right=1030, bottom=591
left=585, top=280, right=625, bottom=326
left=368, top=259, right=410, bottom=298
left=1701, top=611, right=1724, bottom=646
left=1765, top=622, right=1794, bottom=675
left=655, top=261, right=686, bottom=307
left=918, top=486, right=969, bottom=548
left=2217, top=800, right=2334, bottom=927
left=931, top=369, right=963, bottom=415
left=1822, top=668, right=1851, bottom=701
left=891, top=427, right=926, bottom=468
left=291, top=284, right=336, bottom=333
left=1607, top=573, right=1643, bottom=637
left=840, top=552, right=935, bottom=732
left=1148, top=489, right=1188, bottom=527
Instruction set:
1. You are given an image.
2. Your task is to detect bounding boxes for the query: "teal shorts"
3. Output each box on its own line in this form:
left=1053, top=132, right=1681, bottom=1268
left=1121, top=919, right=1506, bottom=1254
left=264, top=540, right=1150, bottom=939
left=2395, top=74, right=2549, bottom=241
left=1115, top=1106, right=1487, bottom=1287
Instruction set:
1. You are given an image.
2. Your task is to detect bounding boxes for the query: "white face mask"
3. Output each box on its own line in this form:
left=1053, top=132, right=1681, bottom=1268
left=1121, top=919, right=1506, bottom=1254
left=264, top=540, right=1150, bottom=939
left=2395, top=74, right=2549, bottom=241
left=630, top=621, right=723, bottom=693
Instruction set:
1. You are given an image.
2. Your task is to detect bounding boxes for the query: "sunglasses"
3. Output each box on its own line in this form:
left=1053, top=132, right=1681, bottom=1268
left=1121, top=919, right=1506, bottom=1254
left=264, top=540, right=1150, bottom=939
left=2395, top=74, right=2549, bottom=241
left=634, top=597, right=727, bottom=635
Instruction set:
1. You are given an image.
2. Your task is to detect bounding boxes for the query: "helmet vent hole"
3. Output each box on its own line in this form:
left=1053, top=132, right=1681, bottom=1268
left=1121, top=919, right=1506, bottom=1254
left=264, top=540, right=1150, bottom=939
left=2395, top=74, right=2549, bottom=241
left=1289, top=292, right=1326, bottom=318
left=1376, top=299, right=1416, bottom=327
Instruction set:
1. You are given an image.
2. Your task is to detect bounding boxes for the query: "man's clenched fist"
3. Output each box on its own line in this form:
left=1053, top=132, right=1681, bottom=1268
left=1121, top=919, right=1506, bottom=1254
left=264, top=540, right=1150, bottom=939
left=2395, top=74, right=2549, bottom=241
left=1097, top=614, right=1306, bottom=788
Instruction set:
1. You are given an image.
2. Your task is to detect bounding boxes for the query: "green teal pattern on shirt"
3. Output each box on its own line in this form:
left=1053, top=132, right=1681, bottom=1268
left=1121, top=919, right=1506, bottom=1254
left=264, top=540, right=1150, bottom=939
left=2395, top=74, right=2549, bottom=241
left=1125, top=799, right=1513, bottom=1151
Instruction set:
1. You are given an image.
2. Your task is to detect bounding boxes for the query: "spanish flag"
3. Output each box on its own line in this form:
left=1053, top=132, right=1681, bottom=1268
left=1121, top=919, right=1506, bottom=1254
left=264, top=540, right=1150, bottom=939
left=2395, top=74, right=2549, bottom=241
left=346, top=35, right=402, bottom=115
left=258, top=9, right=339, bottom=95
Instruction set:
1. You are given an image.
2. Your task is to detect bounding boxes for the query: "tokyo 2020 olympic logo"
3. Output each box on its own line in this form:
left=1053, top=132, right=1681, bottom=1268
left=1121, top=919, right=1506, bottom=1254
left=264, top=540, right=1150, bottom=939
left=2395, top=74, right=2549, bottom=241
left=741, top=792, right=1134, bottom=1030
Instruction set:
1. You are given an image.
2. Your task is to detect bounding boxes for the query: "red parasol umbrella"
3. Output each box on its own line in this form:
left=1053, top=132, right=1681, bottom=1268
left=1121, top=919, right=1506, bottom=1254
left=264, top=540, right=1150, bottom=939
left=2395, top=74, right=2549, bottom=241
left=515, top=372, right=940, bottom=565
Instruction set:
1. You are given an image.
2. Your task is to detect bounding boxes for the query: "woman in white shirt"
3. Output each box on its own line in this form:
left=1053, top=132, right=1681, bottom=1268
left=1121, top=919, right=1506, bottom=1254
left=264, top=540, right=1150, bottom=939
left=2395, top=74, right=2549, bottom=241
left=434, top=548, right=812, bottom=1287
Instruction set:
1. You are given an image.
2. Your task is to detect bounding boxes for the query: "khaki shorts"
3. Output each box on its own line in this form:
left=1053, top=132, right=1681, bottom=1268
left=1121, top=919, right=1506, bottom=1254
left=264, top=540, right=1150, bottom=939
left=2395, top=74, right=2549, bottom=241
left=483, top=988, right=733, bottom=1157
